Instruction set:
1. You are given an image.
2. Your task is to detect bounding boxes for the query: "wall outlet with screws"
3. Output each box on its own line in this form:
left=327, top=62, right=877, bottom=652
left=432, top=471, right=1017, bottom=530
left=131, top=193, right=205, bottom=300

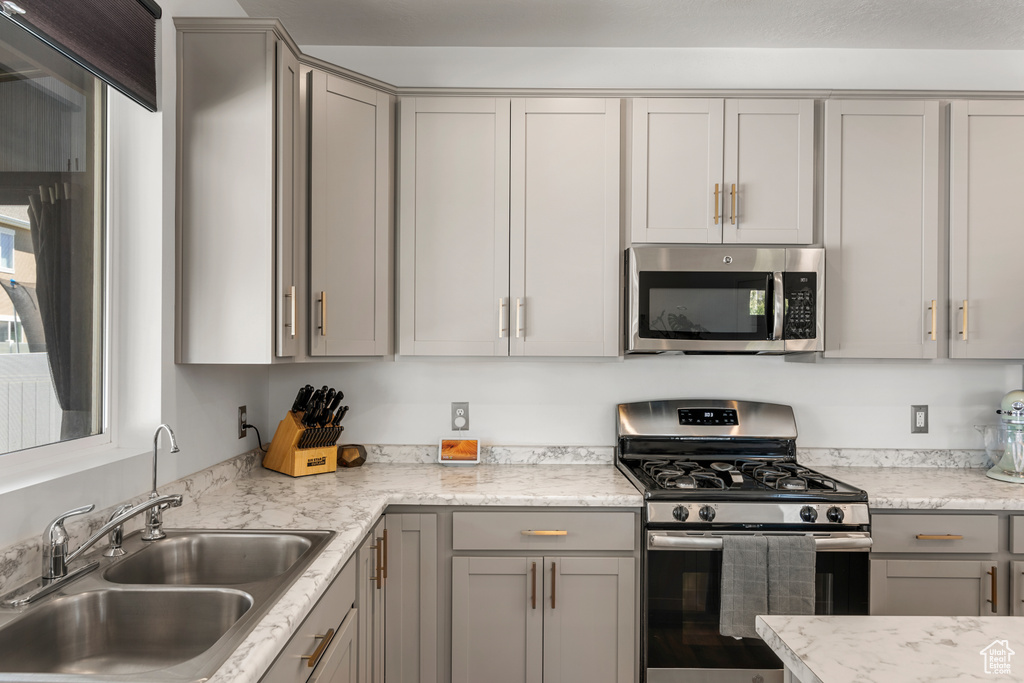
left=238, top=405, right=247, bottom=439
left=911, top=405, right=928, bottom=434
left=451, top=402, right=469, bottom=431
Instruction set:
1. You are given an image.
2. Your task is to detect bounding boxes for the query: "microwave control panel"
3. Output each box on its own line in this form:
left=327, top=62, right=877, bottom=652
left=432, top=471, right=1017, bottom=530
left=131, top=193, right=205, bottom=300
left=783, top=273, right=817, bottom=339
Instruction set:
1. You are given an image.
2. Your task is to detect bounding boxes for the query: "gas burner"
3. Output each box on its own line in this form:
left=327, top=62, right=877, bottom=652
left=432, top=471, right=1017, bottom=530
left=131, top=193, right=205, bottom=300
left=645, top=461, right=728, bottom=490
left=775, top=476, right=807, bottom=491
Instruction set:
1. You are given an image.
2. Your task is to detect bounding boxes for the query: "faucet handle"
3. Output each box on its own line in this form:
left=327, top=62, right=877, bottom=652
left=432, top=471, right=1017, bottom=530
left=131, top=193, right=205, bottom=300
left=45, top=504, right=95, bottom=543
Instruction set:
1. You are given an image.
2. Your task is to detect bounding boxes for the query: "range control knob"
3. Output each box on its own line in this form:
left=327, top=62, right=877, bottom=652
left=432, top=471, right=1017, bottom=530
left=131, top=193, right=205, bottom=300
left=698, top=505, right=716, bottom=522
left=800, top=506, right=818, bottom=523
left=672, top=506, right=689, bottom=522
left=827, top=506, right=845, bottom=523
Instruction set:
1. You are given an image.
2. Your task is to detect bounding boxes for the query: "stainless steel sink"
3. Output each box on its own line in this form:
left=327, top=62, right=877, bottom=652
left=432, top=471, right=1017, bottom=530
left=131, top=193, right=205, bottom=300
left=0, top=588, right=252, bottom=674
left=104, top=530, right=319, bottom=585
left=0, top=528, right=335, bottom=682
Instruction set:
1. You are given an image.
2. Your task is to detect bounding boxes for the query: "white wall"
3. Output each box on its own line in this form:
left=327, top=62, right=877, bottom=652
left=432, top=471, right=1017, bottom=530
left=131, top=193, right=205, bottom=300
left=269, top=359, right=1022, bottom=452
left=301, top=46, right=1024, bottom=91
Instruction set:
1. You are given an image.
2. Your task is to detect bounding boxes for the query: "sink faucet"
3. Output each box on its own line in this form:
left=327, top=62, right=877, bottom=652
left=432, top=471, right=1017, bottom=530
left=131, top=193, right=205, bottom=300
left=143, top=424, right=180, bottom=541
left=42, top=494, right=183, bottom=581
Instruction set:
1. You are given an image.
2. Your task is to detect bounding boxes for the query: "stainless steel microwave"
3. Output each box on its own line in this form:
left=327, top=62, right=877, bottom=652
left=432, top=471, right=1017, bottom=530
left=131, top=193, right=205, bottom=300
left=626, top=245, right=824, bottom=353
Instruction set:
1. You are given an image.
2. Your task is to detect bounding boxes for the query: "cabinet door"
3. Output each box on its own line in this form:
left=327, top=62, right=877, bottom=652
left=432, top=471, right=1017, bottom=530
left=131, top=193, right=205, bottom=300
left=309, top=71, right=392, bottom=356
left=631, top=98, right=724, bottom=244
left=398, top=97, right=511, bottom=356
left=823, top=100, right=943, bottom=358
left=723, top=99, right=814, bottom=244
left=950, top=100, right=1024, bottom=359
left=510, top=98, right=621, bottom=357
left=1014, top=561, right=1024, bottom=616
left=543, top=557, right=635, bottom=683
left=357, top=520, right=385, bottom=683
left=870, top=559, right=999, bottom=616
left=385, top=514, right=438, bottom=683
left=275, top=41, right=300, bottom=358
left=451, top=556, right=543, bottom=683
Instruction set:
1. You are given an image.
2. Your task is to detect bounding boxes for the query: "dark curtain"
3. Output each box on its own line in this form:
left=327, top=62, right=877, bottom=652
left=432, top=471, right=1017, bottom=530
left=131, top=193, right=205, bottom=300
left=27, top=182, right=93, bottom=440
left=0, top=279, right=45, bottom=351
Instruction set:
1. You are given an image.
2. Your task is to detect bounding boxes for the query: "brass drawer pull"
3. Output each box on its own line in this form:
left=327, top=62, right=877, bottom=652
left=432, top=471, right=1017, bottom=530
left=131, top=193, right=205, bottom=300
left=301, top=628, right=335, bottom=668
left=713, top=183, right=720, bottom=225
left=382, top=528, right=388, bottom=583
left=521, top=530, right=568, bottom=536
left=915, top=534, right=964, bottom=540
left=551, top=561, right=556, bottom=609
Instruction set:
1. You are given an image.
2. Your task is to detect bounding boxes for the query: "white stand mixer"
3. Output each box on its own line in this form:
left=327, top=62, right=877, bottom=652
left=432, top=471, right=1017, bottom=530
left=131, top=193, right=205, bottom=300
left=985, top=390, right=1024, bottom=484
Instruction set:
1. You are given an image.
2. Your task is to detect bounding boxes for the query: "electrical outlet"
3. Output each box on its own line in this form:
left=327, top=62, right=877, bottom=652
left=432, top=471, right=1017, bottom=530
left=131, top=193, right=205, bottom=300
left=238, top=405, right=247, bottom=439
left=451, top=402, right=469, bottom=431
left=911, top=405, right=928, bottom=434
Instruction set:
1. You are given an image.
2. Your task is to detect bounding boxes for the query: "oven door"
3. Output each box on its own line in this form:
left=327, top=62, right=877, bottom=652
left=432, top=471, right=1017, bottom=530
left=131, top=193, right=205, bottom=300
left=644, top=531, right=871, bottom=683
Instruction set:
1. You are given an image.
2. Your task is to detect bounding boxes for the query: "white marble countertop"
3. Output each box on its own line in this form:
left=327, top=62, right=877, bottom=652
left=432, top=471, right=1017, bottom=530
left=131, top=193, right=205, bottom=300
left=757, top=614, right=1023, bottom=682
left=165, top=463, right=643, bottom=683
left=817, top=466, right=1024, bottom=510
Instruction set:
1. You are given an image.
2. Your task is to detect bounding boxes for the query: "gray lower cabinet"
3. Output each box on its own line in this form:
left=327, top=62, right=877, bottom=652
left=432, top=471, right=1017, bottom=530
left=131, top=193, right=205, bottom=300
left=385, top=514, right=438, bottom=683
left=869, top=511, right=1007, bottom=616
left=357, top=519, right=386, bottom=683
left=451, top=555, right=635, bottom=683
left=262, top=553, right=357, bottom=683
left=870, top=559, right=997, bottom=616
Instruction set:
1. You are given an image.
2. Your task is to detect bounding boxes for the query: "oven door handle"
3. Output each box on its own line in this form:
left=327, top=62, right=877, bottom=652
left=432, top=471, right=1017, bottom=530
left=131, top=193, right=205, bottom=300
left=648, top=534, right=873, bottom=551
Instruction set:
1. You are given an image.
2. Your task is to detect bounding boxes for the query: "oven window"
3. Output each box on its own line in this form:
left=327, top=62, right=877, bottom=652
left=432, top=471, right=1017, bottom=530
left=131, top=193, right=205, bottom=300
left=639, top=272, right=771, bottom=340
left=645, top=549, right=869, bottom=671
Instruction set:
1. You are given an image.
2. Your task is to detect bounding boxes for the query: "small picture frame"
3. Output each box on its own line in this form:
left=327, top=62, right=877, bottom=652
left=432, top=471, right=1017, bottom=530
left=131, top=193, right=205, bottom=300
left=438, top=438, right=480, bottom=466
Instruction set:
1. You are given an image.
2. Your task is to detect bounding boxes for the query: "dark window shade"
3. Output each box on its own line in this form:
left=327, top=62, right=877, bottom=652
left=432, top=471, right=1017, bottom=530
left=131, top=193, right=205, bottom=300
left=4, top=0, right=161, bottom=111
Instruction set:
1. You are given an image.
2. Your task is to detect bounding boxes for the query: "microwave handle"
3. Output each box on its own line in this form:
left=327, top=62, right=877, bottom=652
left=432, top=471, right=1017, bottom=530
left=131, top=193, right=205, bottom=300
left=770, top=272, right=785, bottom=341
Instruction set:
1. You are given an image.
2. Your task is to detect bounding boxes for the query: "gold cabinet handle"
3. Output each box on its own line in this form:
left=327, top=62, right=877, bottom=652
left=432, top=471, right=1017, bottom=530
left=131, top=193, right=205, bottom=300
left=958, top=300, right=968, bottom=341
left=988, top=565, right=998, bottom=613
left=531, top=561, right=537, bottom=610
left=520, top=530, right=568, bottom=536
left=301, top=628, right=335, bottom=668
left=713, top=183, right=720, bottom=225
left=382, top=527, right=388, bottom=583
left=928, top=300, right=936, bottom=341
left=730, top=183, right=736, bottom=225
left=515, top=298, right=525, bottom=339
left=370, top=537, right=382, bottom=589
left=318, top=291, right=327, bottom=337
left=915, top=534, right=964, bottom=540
left=284, top=285, right=296, bottom=338
left=551, top=561, right=556, bottom=610
left=498, top=298, right=509, bottom=338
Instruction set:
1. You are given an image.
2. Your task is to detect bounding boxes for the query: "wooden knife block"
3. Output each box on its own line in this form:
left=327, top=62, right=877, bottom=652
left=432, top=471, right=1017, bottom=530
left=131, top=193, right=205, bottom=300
left=262, top=412, right=337, bottom=477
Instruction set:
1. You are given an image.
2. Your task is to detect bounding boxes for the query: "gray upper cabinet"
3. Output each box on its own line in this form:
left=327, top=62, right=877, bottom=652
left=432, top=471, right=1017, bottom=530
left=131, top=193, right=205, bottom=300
left=950, top=100, right=1024, bottom=359
left=823, top=100, right=944, bottom=359
left=308, top=70, right=393, bottom=357
left=630, top=98, right=814, bottom=245
left=175, top=19, right=300, bottom=364
left=399, top=97, right=620, bottom=358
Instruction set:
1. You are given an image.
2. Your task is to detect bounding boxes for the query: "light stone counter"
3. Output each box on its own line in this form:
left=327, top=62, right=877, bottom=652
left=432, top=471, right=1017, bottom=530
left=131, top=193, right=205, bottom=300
left=757, top=614, right=1023, bottom=682
left=816, top=466, right=1024, bottom=510
left=149, top=462, right=642, bottom=683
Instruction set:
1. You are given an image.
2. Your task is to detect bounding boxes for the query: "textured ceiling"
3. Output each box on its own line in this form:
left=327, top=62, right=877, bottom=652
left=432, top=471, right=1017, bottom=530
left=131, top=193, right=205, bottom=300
left=237, top=0, right=1024, bottom=49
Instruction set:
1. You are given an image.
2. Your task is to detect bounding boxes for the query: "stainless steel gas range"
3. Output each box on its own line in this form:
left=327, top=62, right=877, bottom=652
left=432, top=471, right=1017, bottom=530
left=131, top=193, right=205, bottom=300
left=615, top=399, right=871, bottom=683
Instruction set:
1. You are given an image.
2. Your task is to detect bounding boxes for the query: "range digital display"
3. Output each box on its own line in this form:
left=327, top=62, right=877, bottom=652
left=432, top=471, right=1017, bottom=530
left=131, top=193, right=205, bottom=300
left=677, top=408, right=739, bottom=426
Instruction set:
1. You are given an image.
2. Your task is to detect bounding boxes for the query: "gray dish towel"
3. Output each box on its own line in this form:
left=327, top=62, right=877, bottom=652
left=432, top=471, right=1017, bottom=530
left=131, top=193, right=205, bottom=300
left=719, top=535, right=768, bottom=638
left=767, top=535, right=817, bottom=616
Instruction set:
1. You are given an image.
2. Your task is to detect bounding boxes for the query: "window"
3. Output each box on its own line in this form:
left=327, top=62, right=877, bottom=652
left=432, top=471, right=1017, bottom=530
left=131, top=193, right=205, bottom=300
left=0, top=17, right=105, bottom=453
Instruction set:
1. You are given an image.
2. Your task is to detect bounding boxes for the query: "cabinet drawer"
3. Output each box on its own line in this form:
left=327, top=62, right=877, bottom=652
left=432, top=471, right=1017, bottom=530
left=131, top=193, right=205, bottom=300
left=262, top=557, right=357, bottom=683
left=452, top=511, right=636, bottom=551
left=872, top=513, right=998, bottom=554
left=1011, top=516, right=1024, bottom=554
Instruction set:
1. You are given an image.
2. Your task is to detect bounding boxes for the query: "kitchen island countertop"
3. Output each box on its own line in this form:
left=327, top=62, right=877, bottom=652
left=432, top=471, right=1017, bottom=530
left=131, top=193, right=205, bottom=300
left=757, top=614, right=1023, bottom=682
left=166, top=462, right=643, bottom=683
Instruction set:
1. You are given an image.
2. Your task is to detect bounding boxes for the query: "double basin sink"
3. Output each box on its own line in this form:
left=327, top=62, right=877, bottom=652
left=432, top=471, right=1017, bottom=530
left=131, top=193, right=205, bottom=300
left=0, top=528, right=335, bottom=681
